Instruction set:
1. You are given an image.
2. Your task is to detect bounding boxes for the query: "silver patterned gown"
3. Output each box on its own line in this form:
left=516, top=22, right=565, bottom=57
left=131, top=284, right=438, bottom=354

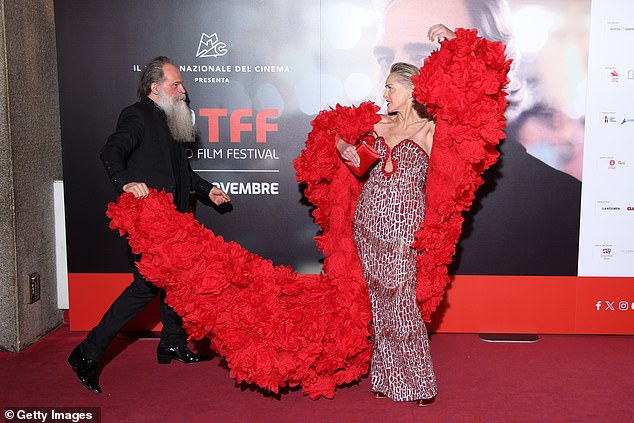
left=353, top=136, right=437, bottom=401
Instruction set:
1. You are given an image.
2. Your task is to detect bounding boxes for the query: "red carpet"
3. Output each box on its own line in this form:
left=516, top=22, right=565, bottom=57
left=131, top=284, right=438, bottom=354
left=1, top=324, right=632, bottom=422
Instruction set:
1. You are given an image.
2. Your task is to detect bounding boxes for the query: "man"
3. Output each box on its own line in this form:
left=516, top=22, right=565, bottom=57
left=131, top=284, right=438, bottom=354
left=68, top=56, right=230, bottom=394
left=373, top=0, right=582, bottom=276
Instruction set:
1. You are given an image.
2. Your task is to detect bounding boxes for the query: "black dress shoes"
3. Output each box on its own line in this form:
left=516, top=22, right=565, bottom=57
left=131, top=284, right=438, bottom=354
left=157, top=345, right=210, bottom=364
left=68, top=346, right=101, bottom=394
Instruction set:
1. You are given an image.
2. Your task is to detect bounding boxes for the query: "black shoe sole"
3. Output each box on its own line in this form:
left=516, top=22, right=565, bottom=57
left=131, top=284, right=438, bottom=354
left=156, top=354, right=209, bottom=365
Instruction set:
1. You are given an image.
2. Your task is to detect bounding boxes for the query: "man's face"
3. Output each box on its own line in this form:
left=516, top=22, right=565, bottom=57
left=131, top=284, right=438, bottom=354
left=157, top=63, right=186, bottom=101
left=374, top=0, right=472, bottom=79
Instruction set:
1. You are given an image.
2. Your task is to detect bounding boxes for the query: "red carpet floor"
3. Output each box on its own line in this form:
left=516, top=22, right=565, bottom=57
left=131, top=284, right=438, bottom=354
left=1, top=324, right=632, bottom=422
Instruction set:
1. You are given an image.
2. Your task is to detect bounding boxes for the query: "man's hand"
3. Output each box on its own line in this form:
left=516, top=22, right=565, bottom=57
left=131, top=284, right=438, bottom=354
left=123, top=182, right=150, bottom=199
left=209, top=186, right=230, bottom=206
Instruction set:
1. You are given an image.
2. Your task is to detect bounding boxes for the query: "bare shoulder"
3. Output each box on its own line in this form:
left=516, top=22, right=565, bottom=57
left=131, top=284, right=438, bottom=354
left=375, top=114, right=396, bottom=134
left=415, top=118, right=435, bottom=133
left=412, top=119, right=435, bottom=154
left=377, top=114, right=396, bottom=124
left=423, top=118, right=435, bottom=132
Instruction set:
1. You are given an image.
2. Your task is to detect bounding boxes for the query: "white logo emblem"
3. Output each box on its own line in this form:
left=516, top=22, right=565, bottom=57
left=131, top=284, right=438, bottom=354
left=195, top=33, right=227, bottom=58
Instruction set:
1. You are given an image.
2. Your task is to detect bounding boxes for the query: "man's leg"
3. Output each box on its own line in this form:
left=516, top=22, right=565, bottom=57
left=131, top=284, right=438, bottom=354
left=157, top=289, right=187, bottom=347
left=69, top=268, right=159, bottom=393
left=155, top=285, right=210, bottom=364
left=80, top=269, right=158, bottom=361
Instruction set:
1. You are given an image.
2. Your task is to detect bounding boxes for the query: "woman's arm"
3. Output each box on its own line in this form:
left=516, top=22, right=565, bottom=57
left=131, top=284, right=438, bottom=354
left=427, top=23, right=456, bottom=43
left=336, top=137, right=360, bottom=167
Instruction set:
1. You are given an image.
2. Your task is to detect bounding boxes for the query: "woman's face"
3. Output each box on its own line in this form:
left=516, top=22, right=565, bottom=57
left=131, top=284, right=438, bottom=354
left=383, top=72, right=412, bottom=113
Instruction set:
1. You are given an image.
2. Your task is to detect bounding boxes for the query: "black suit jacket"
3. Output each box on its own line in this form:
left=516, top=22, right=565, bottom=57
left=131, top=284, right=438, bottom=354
left=100, top=97, right=213, bottom=212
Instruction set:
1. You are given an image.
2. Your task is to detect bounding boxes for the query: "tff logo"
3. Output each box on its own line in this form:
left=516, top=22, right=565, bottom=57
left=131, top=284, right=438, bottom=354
left=595, top=300, right=632, bottom=311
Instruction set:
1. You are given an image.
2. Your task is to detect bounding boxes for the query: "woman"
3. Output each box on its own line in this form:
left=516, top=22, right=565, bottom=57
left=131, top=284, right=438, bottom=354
left=336, top=24, right=457, bottom=406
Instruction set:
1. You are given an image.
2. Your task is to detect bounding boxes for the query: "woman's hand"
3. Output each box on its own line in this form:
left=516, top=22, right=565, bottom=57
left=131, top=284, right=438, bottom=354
left=428, top=24, right=456, bottom=43
left=336, top=137, right=360, bottom=167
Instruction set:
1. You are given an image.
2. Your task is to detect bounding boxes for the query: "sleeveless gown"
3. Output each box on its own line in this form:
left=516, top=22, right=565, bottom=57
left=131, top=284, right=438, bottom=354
left=353, top=136, right=437, bottom=401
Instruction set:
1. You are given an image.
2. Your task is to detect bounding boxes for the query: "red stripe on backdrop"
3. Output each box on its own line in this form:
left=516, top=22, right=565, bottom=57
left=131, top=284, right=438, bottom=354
left=69, top=274, right=634, bottom=334
left=429, top=276, right=634, bottom=334
left=69, top=273, right=162, bottom=332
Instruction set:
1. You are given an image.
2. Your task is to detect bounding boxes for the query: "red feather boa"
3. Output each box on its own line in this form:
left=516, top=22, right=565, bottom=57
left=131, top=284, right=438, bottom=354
left=106, top=29, right=509, bottom=399
left=412, top=29, right=510, bottom=319
left=296, top=29, right=511, bottom=321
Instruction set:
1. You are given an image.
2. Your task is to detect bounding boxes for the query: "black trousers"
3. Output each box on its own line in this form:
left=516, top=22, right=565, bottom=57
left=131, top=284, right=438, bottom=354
left=79, top=268, right=187, bottom=361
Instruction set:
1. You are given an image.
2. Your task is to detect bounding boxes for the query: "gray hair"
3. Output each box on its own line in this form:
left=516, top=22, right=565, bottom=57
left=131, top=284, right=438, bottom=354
left=137, top=56, right=175, bottom=100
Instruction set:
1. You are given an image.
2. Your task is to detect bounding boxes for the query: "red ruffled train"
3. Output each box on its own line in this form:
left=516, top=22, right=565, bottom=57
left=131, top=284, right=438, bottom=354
left=107, top=29, right=510, bottom=399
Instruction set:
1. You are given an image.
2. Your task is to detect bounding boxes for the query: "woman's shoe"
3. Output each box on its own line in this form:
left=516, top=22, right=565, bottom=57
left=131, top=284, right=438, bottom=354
left=417, top=397, right=435, bottom=407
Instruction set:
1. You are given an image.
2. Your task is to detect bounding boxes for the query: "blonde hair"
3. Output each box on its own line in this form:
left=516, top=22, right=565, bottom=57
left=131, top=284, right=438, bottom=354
left=389, top=62, right=420, bottom=87
left=388, top=62, right=432, bottom=119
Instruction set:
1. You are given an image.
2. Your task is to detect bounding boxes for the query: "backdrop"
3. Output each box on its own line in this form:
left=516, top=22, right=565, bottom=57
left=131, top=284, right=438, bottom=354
left=55, top=0, right=634, bottom=334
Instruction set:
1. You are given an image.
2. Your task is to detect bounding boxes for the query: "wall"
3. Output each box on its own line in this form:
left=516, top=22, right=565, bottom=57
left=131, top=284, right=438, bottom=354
left=0, top=0, right=63, bottom=351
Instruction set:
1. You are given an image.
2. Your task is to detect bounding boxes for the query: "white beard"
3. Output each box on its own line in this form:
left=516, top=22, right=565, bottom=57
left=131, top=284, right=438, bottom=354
left=155, top=90, right=196, bottom=143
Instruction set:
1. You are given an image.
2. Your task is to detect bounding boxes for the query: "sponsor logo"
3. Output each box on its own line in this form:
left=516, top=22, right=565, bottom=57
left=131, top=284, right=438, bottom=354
left=606, top=67, right=620, bottom=82
left=196, top=33, right=228, bottom=58
left=595, top=244, right=615, bottom=261
left=597, top=200, right=620, bottom=212
left=602, top=112, right=617, bottom=123
left=621, top=115, right=634, bottom=125
left=598, top=156, right=626, bottom=170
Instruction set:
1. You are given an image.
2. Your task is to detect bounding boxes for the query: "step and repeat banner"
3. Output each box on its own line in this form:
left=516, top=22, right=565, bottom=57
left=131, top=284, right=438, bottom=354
left=55, top=0, right=633, bottom=334
left=578, top=0, right=634, bottom=277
